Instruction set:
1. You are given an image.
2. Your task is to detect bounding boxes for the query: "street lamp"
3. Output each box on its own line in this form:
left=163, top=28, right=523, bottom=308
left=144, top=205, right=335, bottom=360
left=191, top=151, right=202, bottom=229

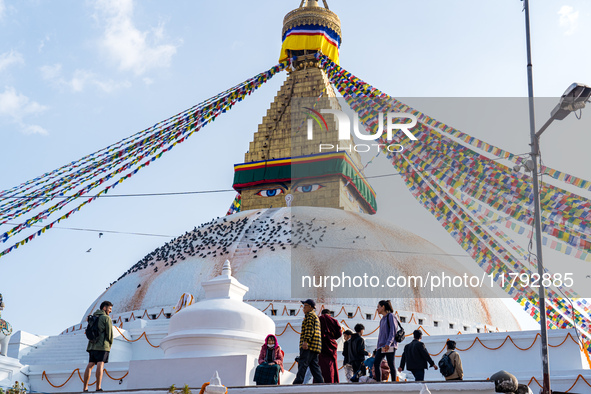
left=525, top=82, right=591, bottom=394
left=536, top=83, right=591, bottom=138
left=522, top=3, right=591, bottom=394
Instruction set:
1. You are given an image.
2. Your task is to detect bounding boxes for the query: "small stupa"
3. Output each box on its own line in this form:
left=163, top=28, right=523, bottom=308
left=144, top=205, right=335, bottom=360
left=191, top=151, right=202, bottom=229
left=160, top=260, right=274, bottom=358
left=126, top=260, right=275, bottom=389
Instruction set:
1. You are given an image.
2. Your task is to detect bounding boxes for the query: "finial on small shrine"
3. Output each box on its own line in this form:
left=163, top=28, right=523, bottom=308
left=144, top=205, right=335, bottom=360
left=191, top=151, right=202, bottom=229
left=204, top=371, right=226, bottom=394
left=222, top=260, right=232, bottom=277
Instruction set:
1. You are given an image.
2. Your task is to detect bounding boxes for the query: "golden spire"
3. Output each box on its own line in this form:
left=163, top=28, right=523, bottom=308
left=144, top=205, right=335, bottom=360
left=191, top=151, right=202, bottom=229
left=231, top=2, right=376, bottom=215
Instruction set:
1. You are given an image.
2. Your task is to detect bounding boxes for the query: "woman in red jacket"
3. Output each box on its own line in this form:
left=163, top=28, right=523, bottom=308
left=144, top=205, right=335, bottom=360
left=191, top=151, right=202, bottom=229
left=254, top=334, right=284, bottom=385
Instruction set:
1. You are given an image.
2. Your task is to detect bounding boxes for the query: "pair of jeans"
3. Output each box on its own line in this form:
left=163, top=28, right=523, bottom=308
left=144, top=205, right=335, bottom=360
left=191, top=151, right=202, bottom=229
left=293, top=349, right=324, bottom=384
left=409, top=368, right=425, bottom=381
left=373, top=348, right=396, bottom=382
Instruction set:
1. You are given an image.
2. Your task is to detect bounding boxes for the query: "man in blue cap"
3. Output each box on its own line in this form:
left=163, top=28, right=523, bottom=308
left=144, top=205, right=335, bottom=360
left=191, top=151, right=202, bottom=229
left=293, top=299, right=324, bottom=384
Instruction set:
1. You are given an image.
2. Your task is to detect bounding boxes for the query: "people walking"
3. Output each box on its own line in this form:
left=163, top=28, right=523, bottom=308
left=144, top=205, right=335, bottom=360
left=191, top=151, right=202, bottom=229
left=254, top=334, right=284, bottom=385
left=293, top=299, right=324, bottom=384
left=349, top=323, right=368, bottom=381
left=398, top=330, right=437, bottom=381
left=318, top=309, right=342, bottom=383
left=82, top=301, right=114, bottom=392
left=342, top=329, right=353, bottom=382
left=374, top=300, right=398, bottom=382
left=439, top=340, right=463, bottom=381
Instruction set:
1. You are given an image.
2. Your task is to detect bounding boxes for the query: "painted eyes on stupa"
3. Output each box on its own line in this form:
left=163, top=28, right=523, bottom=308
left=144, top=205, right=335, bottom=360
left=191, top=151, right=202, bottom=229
left=255, top=188, right=285, bottom=197
left=294, top=184, right=324, bottom=193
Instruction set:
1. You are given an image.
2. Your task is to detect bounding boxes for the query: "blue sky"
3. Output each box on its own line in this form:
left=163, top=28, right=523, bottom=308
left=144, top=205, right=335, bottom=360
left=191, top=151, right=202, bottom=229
left=1, top=0, right=591, bottom=335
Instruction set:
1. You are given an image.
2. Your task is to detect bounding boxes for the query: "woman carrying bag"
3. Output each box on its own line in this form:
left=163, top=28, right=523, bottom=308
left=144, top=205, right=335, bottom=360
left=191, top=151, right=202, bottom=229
left=374, top=300, right=398, bottom=382
left=254, top=334, right=284, bottom=385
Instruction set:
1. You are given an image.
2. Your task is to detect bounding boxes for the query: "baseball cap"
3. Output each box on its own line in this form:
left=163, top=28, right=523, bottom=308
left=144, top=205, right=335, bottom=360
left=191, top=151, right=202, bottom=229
left=301, top=299, right=316, bottom=308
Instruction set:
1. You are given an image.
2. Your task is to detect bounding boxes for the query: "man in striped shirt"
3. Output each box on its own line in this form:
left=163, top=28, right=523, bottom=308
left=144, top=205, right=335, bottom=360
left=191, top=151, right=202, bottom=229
left=293, top=299, right=324, bottom=384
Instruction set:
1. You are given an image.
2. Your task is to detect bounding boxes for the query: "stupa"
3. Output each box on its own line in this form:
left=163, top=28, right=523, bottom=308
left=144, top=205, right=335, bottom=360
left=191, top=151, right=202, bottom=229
left=11, top=2, right=591, bottom=393
left=79, top=0, right=519, bottom=330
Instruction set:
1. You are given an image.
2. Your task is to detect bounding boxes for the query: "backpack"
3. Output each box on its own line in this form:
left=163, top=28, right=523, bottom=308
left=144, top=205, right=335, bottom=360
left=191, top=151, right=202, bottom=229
left=438, top=351, right=456, bottom=377
left=393, top=315, right=405, bottom=343
left=85, top=314, right=100, bottom=342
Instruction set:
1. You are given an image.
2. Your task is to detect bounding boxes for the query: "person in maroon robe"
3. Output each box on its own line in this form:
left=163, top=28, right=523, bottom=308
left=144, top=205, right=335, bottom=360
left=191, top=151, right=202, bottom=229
left=318, top=309, right=342, bottom=383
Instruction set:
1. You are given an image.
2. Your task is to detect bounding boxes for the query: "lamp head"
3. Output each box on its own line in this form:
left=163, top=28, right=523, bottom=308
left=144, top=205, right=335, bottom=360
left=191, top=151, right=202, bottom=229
left=551, top=83, right=591, bottom=120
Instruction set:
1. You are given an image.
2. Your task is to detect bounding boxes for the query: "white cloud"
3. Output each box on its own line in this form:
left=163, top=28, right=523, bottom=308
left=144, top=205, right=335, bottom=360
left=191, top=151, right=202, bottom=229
left=40, top=63, right=131, bottom=93
left=22, top=124, right=48, bottom=135
left=70, top=69, right=97, bottom=92
left=40, top=63, right=62, bottom=80
left=38, top=35, right=51, bottom=52
left=0, top=50, right=24, bottom=72
left=93, top=0, right=178, bottom=76
left=0, top=87, right=48, bottom=135
left=558, top=5, right=579, bottom=36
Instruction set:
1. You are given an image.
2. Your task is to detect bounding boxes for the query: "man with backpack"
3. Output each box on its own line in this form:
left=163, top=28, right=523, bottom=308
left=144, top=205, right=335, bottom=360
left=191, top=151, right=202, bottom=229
left=398, top=330, right=437, bottom=381
left=83, top=301, right=114, bottom=392
left=439, top=340, right=463, bottom=381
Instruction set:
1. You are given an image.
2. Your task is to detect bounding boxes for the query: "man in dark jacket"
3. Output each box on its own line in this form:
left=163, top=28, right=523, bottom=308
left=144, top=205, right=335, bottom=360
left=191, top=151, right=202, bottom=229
left=349, top=323, right=368, bottom=380
left=342, top=329, right=353, bottom=381
left=83, top=301, right=114, bottom=392
left=398, top=330, right=437, bottom=381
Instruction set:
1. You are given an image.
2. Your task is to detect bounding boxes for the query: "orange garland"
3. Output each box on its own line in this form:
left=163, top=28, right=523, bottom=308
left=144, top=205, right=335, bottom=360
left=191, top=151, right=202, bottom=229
left=415, top=332, right=586, bottom=357
left=275, top=322, right=301, bottom=336
left=114, top=327, right=160, bottom=348
left=42, top=368, right=127, bottom=388
left=61, top=308, right=170, bottom=334
left=527, top=374, right=591, bottom=393
left=198, top=382, right=210, bottom=394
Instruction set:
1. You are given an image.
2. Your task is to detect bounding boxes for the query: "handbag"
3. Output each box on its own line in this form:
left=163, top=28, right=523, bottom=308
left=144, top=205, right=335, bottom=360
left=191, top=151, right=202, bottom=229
left=392, top=314, right=405, bottom=343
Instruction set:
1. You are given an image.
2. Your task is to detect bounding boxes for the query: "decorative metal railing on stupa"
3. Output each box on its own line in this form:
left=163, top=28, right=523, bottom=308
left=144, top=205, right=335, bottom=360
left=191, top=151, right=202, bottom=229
left=2, top=2, right=591, bottom=356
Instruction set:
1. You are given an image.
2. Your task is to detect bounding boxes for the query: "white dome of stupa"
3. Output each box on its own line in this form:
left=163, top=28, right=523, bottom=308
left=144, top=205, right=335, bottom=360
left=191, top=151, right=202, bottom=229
left=83, top=206, right=520, bottom=331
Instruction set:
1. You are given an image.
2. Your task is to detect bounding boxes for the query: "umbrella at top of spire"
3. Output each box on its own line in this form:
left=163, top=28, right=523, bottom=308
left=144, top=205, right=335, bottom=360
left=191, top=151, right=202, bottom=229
left=279, top=0, right=341, bottom=65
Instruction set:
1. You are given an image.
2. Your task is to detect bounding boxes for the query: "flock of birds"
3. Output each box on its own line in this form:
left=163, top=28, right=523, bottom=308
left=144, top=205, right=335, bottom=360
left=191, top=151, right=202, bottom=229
left=109, top=209, right=366, bottom=288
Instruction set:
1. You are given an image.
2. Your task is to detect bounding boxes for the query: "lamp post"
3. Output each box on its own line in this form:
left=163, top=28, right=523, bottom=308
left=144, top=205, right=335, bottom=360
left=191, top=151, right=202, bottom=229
left=522, top=4, right=591, bottom=394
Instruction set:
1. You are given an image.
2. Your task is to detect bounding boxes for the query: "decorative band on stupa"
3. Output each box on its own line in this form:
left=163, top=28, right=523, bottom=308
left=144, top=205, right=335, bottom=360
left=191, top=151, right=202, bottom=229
left=279, top=0, right=342, bottom=65
left=232, top=152, right=377, bottom=213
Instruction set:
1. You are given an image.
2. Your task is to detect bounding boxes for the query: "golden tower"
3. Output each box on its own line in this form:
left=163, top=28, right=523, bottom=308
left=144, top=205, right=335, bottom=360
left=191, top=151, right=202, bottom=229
left=232, top=0, right=377, bottom=214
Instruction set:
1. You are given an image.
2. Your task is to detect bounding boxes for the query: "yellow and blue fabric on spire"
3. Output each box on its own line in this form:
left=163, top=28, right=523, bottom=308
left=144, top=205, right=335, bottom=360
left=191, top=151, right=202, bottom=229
left=279, top=24, right=341, bottom=65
